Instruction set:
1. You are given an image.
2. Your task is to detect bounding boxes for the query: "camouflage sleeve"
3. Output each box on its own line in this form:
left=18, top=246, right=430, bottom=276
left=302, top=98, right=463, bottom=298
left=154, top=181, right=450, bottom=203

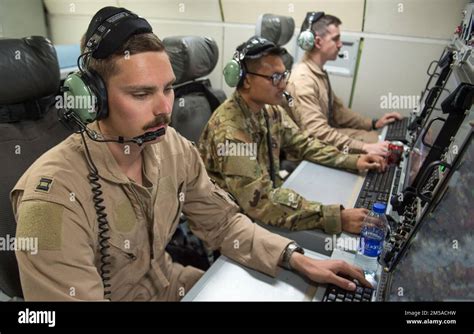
left=218, top=149, right=343, bottom=234
left=279, top=107, right=360, bottom=171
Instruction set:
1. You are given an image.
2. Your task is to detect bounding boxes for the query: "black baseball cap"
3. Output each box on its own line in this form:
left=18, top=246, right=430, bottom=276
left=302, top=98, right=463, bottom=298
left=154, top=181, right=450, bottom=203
left=85, top=6, right=153, bottom=59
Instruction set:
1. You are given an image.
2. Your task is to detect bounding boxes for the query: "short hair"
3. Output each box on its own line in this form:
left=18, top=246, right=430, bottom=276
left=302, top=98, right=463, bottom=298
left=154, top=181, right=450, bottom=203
left=244, top=47, right=286, bottom=70
left=80, top=32, right=166, bottom=82
left=311, top=14, right=342, bottom=38
left=239, top=47, right=287, bottom=88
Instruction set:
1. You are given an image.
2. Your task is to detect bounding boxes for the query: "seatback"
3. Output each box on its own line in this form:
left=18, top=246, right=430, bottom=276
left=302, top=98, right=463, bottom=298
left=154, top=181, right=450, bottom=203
left=255, top=14, right=299, bottom=174
left=163, top=36, right=225, bottom=143
left=161, top=36, right=226, bottom=269
left=0, top=36, right=71, bottom=298
left=255, top=13, right=295, bottom=70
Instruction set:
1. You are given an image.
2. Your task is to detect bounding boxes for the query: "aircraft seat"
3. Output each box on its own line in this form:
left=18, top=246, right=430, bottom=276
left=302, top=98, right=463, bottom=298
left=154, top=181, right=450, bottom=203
left=0, top=36, right=71, bottom=299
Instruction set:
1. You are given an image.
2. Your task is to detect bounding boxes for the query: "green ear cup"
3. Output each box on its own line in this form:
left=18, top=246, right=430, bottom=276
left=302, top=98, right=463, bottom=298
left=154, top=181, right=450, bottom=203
left=297, top=30, right=315, bottom=51
left=62, top=73, right=98, bottom=123
left=223, top=59, right=242, bottom=87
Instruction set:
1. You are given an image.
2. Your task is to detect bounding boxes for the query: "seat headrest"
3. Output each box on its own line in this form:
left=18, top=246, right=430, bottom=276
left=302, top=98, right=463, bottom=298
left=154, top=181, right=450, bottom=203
left=255, top=14, right=295, bottom=46
left=163, top=36, right=218, bottom=85
left=0, top=36, right=60, bottom=105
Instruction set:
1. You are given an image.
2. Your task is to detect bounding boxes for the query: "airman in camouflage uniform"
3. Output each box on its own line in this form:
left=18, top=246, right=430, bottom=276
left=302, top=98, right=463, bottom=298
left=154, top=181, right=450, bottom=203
left=199, top=37, right=385, bottom=235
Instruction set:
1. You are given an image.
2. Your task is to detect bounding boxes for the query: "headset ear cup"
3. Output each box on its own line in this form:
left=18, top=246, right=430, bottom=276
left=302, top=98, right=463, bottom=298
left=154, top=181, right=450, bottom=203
left=62, top=72, right=98, bottom=124
left=223, top=59, right=243, bottom=88
left=297, top=30, right=315, bottom=51
left=85, top=69, right=108, bottom=120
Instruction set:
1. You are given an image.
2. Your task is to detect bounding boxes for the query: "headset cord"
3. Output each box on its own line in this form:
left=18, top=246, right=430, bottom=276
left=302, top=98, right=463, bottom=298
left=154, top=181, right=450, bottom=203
left=80, top=131, right=112, bottom=300
left=263, top=109, right=276, bottom=187
left=77, top=51, right=93, bottom=72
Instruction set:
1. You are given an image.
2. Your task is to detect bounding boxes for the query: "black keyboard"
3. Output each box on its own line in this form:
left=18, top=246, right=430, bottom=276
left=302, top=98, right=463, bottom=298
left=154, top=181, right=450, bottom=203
left=355, top=165, right=401, bottom=209
left=323, top=283, right=374, bottom=302
left=385, top=117, right=409, bottom=142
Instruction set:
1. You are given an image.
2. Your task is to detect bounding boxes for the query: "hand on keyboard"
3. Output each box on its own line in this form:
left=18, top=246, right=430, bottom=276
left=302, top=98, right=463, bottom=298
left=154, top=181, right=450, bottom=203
left=374, top=111, right=403, bottom=129
left=290, top=254, right=372, bottom=292
left=362, top=141, right=390, bottom=157
left=356, top=154, right=387, bottom=173
left=341, top=208, right=369, bottom=234
left=323, top=273, right=375, bottom=302
left=330, top=263, right=373, bottom=291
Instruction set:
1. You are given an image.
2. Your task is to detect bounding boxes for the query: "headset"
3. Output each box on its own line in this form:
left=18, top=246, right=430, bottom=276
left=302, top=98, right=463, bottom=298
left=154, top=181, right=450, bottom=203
left=59, top=7, right=165, bottom=146
left=223, top=36, right=281, bottom=88
left=223, top=36, right=296, bottom=187
left=297, top=11, right=325, bottom=51
left=61, top=7, right=152, bottom=125
left=59, top=7, right=154, bottom=300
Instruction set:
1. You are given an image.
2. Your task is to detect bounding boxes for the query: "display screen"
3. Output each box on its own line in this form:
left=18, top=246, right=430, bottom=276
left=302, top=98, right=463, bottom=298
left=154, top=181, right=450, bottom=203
left=405, top=69, right=461, bottom=187
left=388, top=130, right=474, bottom=301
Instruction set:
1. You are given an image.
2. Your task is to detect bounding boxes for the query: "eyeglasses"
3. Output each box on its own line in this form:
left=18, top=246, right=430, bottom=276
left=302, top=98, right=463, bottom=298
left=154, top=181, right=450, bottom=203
left=246, top=70, right=291, bottom=86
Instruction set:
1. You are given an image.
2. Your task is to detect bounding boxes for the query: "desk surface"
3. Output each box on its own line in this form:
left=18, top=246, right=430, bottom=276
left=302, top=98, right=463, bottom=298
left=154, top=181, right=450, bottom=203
left=283, top=161, right=364, bottom=208
left=182, top=249, right=329, bottom=301
left=282, top=127, right=387, bottom=207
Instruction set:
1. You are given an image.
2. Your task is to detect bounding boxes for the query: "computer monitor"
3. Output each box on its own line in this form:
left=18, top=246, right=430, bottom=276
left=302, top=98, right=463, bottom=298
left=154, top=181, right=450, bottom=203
left=404, top=65, right=473, bottom=190
left=386, top=126, right=474, bottom=301
left=416, top=47, right=454, bottom=124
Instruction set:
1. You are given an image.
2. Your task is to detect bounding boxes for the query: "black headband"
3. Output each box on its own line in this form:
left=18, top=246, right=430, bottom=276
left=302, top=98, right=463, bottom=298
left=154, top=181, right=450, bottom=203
left=300, top=11, right=325, bottom=33
left=236, top=36, right=286, bottom=61
left=85, top=7, right=153, bottom=59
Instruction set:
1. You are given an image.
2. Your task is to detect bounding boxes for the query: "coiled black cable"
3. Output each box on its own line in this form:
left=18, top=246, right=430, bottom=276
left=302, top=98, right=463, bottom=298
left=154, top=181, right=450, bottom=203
left=80, top=131, right=112, bottom=300
left=77, top=51, right=93, bottom=73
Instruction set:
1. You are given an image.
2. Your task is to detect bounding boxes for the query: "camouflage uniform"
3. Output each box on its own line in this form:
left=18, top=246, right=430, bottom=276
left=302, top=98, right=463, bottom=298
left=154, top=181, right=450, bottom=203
left=199, top=91, right=361, bottom=234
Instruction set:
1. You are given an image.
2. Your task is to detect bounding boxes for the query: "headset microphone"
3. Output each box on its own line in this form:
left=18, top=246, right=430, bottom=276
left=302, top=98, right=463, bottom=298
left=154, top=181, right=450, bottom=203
left=338, top=53, right=345, bottom=58
left=59, top=107, right=166, bottom=146
left=283, top=91, right=294, bottom=104
left=129, top=128, right=166, bottom=145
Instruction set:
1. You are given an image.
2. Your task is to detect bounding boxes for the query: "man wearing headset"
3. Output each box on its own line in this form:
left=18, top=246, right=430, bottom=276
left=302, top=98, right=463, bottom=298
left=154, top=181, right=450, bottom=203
left=286, top=13, right=402, bottom=156
left=11, top=7, right=372, bottom=301
left=199, top=36, right=386, bottom=236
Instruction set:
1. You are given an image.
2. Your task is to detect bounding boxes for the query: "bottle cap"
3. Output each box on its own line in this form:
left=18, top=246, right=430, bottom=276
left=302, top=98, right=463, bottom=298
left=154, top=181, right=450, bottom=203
left=372, top=202, right=386, bottom=214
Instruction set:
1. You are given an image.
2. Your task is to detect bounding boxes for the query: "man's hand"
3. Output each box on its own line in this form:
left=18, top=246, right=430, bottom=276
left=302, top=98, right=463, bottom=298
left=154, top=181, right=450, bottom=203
left=341, top=208, right=369, bottom=234
left=356, top=154, right=386, bottom=172
left=375, top=112, right=403, bottom=129
left=362, top=141, right=389, bottom=157
left=289, top=253, right=372, bottom=291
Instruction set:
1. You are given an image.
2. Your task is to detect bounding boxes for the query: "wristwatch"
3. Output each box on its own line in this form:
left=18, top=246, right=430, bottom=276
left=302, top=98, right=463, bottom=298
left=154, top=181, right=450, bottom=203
left=372, top=118, right=378, bottom=130
left=281, top=242, right=305, bottom=271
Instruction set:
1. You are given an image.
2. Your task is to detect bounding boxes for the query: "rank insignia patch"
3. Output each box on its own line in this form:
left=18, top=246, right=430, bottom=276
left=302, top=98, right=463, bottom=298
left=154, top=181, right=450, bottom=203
left=36, top=177, right=53, bottom=193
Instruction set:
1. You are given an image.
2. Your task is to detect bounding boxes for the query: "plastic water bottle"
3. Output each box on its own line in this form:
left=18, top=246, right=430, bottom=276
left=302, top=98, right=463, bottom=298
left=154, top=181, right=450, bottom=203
left=354, top=202, right=388, bottom=276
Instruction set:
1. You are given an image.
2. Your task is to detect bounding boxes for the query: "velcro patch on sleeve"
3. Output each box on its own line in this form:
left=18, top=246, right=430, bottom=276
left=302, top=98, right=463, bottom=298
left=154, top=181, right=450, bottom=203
left=16, top=201, right=64, bottom=251
left=222, top=156, right=259, bottom=179
left=269, top=188, right=301, bottom=209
